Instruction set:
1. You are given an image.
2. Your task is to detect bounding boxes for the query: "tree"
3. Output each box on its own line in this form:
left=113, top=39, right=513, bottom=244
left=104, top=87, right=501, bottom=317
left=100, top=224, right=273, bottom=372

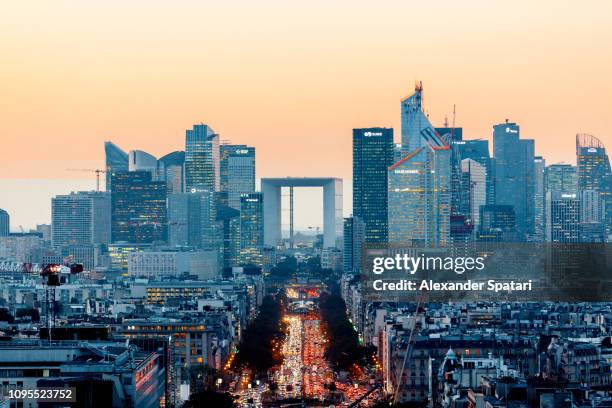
left=183, top=390, right=236, bottom=408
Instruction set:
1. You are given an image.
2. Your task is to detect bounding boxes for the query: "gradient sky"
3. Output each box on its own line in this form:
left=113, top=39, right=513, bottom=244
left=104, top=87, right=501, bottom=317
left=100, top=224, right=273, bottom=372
left=1, top=0, right=611, bottom=230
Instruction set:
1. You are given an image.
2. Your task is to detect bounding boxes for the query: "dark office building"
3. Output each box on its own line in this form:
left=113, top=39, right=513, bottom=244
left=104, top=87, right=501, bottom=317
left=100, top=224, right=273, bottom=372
left=477, top=204, right=517, bottom=242
left=493, top=121, right=535, bottom=241
left=111, top=171, right=167, bottom=243
left=353, top=128, right=394, bottom=243
left=240, top=193, right=264, bottom=266
left=455, top=139, right=493, bottom=204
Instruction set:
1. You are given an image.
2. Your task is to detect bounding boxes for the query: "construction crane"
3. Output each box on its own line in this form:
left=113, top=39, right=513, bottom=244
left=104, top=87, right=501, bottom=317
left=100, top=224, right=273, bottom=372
left=66, top=168, right=108, bottom=192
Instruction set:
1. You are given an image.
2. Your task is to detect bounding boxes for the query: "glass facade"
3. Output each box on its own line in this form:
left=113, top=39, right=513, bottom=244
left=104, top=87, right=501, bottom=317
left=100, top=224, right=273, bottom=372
left=239, top=193, right=263, bottom=266
left=352, top=128, right=394, bottom=244
left=111, top=171, right=167, bottom=243
left=104, top=141, right=129, bottom=191
left=220, top=144, right=256, bottom=210
left=185, top=124, right=220, bottom=192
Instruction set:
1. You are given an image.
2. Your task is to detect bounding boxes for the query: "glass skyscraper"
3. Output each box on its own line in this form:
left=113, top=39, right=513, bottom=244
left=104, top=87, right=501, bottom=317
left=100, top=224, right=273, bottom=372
left=493, top=121, right=535, bottom=241
left=104, top=141, right=129, bottom=191
left=389, top=84, right=450, bottom=246
left=546, top=164, right=577, bottom=195
left=111, top=171, right=167, bottom=243
left=185, top=124, right=220, bottom=193
left=220, top=144, right=256, bottom=210
left=239, top=193, right=264, bottom=266
left=576, top=133, right=612, bottom=238
left=158, top=151, right=185, bottom=193
left=533, top=156, right=546, bottom=242
left=352, top=127, right=394, bottom=244
left=0, top=209, right=9, bottom=236
left=167, top=190, right=217, bottom=249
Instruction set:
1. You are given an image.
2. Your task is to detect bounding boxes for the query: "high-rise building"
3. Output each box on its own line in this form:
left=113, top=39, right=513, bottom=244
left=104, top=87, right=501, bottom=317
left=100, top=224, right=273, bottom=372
left=51, top=191, right=111, bottom=249
left=580, top=190, right=605, bottom=242
left=493, top=121, right=535, bottom=240
left=239, top=193, right=264, bottom=266
left=576, top=133, right=612, bottom=238
left=111, top=171, right=167, bottom=243
left=216, top=204, right=241, bottom=270
left=185, top=124, right=220, bottom=192
left=546, top=164, right=577, bottom=195
left=352, top=128, right=394, bottom=244
left=455, top=139, right=493, bottom=204
left=389, top=84, right=450, bottom=246
left=0, top=209, right=9, bottom=236
left=128, top=150, right=159, bottom=177
left=104, top=141, right=129, bottom=191
left=158, top=151, right=185, bottom=193
left=167, top=190, right=217, bottom=249
left=477, top=204, right=517, bottom=242
left=220, top=145, right=256, bottom=210
left=546, top=191, right=580, bottom=243
left=460, top=159, right=486, bottom=231
left=534, top=156, right=546, bottom=241
left=343, top=216, right=365, bottom=274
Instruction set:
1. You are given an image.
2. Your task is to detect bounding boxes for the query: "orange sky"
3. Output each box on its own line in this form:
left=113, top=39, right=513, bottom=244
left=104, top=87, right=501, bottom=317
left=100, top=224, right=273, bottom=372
left=1, top=1, right=611, bottom=228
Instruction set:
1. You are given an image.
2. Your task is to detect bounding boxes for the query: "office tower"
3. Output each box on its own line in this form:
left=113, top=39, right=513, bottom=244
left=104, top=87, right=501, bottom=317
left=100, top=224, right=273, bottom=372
left=546, top=191, right=580, bottom=243
left=51, top=191, right=111, bottom=249
left=580, top=190, right=605, bottom=242
left=0, top=209, right=9, bottom=236
left=389, top=84, right=450, bottom=246
left=576, top=133, right=612, bottom=237
left=104, top=141, right=128, bottom=191
left=352, top=128, right=394, bottom=244
left=435, top=127, right=463, bottom=142
left=167, top=190, right=217, bottom=249
left=493, top=121, right=535, bottom=240
left=128, top=150, right=158, bottom=177
left=534, top=156, right=546, bottom=241
left=216, top=204, right=241, bottom=269
left=158, top=151, right=185, bottom=193
left=343, top=216, right=365, bottom=274
left=393, top=143, right=403, bottom=163
left=220, top=145, right=256, bottom=210
left=455, top=139, right=493, bottom=204
left=111, top=171, right=167, bottom=243
left=239, top=193, right=264, bottom=266
left=460, top=159, right=486, bottom=231
left=545, top=164, right=577, bottom=195
left=477, top=205, right=517, bottom=242
left=185, top=124, right=220, bottom=192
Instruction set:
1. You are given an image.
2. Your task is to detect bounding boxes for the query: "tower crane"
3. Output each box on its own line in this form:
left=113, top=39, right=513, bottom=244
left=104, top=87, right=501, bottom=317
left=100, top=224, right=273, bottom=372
left=66, top=168, right=108, bottom=192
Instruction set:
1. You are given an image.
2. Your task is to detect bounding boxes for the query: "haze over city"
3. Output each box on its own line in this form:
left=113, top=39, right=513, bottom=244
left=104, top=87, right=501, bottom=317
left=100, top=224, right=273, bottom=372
left=1, top=0, right=611, bottom=229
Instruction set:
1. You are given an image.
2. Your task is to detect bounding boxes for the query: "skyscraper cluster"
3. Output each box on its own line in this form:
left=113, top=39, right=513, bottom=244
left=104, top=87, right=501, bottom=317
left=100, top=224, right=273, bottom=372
left=347, top=83, right=612, bottom=269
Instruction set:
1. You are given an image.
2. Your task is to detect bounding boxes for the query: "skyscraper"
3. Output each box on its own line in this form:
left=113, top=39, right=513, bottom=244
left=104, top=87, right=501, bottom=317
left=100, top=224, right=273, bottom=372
left=493, top=121, right=535, bottom=241
left=167, top=190, right=217, bottom=249
left=389, top=84, right=450, bottom=246
left=158, top=151, right=185, bottom=193
left=343, top=216, right=365, bottom=274
left=0, top=209, right=9, bottom=236
left=239, top=193, right=264, bottom=266
left=128, top=150, right=158, bottom=177
left=216, top=204, right=241, bottom=270
left=534, top=156, right=546, bottom=241
left=352, top=127, right=394, bottom=244
left=460, top=159, right=487, bottom=231
left=455, top=139, right=493, bottom=204
left=51, top=191, right=111, bottom=249
left=545, top=164, right=577, bottom=195
left=111, top=171, right=167, bottom=243
left=477, top=205, right=517, bottom=242
left=185, top=124, right=220, bottom=192
left=576, top=133, right=612, bottom=238
left=546, top=191, right=580, bottom=243
left=104, top=141, right=129, bottom=191
left=220, top=145, right=256, bottom=210
left=580, top=190, right=605, bottom=242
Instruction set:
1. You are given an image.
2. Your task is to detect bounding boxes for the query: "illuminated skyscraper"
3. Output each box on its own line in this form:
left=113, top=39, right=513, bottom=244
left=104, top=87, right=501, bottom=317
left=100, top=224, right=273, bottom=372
left=185, top=124, right=220, bottom=192
left=576, top=133, right=612, bottom=238
left=389, top=84, right=450, bottom=246
left=546, top=164, right=577, bottom=195
left=104, top=141, right=128, bottom=191
left=220, top=145, right=256, bottom=210
left=546, top=191, right=580, bottom=243
left=493, top=121, right=535, bottom=241
left=352, top=127, right=394, bottom=243
left=111, top=171, right=167, bottom=243
left=240, top=193, right=264, bottom=266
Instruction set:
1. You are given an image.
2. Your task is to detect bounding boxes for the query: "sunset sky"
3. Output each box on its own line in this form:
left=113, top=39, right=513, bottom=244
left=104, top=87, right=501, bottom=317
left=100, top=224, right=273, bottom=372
left=1, top=0, right=611, bottom=230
